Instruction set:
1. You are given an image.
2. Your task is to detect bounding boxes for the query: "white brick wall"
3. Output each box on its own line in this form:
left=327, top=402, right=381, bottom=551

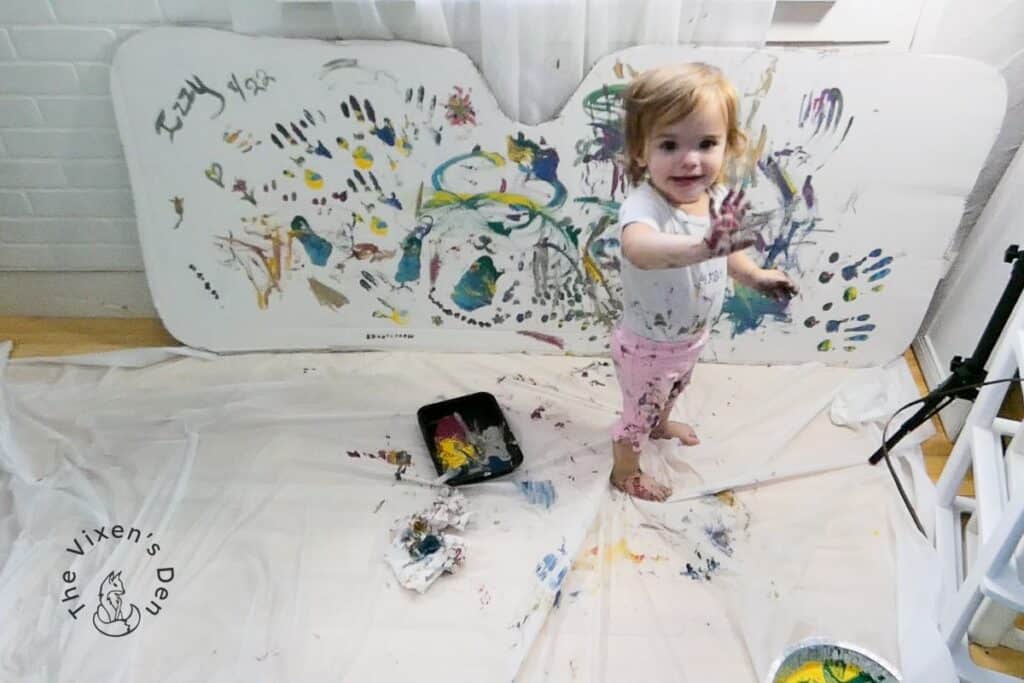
left=0, top=98, right=44, bottom=127
left=0, top=2, right=58, bottom=25
left=3, top=130, right=125, bottom=158
left=0, top=191, right=32, bottom=216
left=0, top=30, right=16, bottom=59
left=74, top=63, right=111, bottom=95
left=53, top=1, right=165, bottom=25
left=10, top=27, right=119, bottom=62
left=36, top=97, right=117, bottom=127
left=0, top=0, right=230, bottom=315
left=0, top=159, right=65, bottom=187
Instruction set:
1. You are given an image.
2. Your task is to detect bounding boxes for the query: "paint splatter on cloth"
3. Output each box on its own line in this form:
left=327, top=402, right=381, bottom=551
left=519, top=480, right=557, bottom=509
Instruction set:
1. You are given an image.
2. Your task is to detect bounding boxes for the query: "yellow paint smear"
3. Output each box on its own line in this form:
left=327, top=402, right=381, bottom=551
left=352, top=145, right=374, bottom=170
left=304, top=168, right=324, bottom=190
left=778, top=661, right=868, bottom=683
left=574, top=538, right=667, bottom=570
left=437, top=437, right=478, bottom=470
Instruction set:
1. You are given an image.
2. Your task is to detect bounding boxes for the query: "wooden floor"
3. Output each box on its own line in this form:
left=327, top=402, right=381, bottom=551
left=1, top=316, right=1023, bottom=677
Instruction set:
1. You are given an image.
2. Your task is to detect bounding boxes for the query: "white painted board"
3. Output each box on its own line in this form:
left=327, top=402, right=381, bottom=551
left=112, top=27, right=1004, bottom=364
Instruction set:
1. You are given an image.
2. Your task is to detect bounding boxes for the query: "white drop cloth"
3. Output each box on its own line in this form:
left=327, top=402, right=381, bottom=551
left=0, top=343, right=953, bottom=681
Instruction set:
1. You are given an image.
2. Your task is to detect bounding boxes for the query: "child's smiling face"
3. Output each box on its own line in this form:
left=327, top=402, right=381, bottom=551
left=640, top=98, right=727, bottom=208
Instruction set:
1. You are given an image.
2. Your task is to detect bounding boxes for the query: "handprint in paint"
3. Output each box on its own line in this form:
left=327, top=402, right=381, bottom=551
left=808, top=248, right=892, bottom=352
left=268, top=109, right=331, bottom=158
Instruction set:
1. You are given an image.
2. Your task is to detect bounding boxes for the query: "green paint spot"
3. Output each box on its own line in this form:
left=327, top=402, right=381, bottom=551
left=818, top=339, right=832, bottom=352
left=843, top=287, right=858, bottom=302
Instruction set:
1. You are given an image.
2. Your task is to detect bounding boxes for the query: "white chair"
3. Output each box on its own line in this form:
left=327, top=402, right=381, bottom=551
left=933, top=287, right=1024, bottom=681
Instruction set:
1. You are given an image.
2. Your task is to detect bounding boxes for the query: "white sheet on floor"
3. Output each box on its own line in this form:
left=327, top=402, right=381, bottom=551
left=0, top=342, right=953, bottom=681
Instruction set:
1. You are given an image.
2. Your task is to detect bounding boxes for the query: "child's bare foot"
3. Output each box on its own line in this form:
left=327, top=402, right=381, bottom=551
left=610, top=471, right=672, bottom=501
left=652, top=421, right=700, bottom=446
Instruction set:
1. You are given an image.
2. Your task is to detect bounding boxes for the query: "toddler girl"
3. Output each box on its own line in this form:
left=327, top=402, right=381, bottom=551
left=611, top=63, right=797, bottom=501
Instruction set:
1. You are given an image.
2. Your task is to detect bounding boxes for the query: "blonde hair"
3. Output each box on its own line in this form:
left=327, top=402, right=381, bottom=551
left=621, top=63, right=746, bottom=185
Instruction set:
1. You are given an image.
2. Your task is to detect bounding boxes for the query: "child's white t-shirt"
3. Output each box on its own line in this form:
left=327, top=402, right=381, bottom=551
left=617, top=182, right=727, bottom=342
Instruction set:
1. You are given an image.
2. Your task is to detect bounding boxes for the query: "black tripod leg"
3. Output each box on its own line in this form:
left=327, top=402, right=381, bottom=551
left=867, top=387, right=956, bottom=465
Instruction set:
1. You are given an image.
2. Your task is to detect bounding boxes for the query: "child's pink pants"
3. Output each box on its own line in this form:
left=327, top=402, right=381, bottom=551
left=610, top=325, right=707, bottom=451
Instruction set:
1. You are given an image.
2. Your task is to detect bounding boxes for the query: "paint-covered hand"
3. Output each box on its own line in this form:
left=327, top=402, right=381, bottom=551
left=705, top=190, right=761, bottom=257
left=751, top=268, right=798, bottom=303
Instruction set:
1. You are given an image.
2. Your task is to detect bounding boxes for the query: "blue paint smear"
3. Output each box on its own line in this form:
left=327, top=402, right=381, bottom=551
left=372, top=119, right=397, bottom=146
left=763, top=218, right=815, bottom=271
left=381, top=193, right=403, bottom=210
left=519, top=480, right=557, bottom=509
left=535, top=547, right=568, bottom=592
left=841, top=257, right=867, bottom=281
left=485, top=456, right=515, bottom=476
left=312, top=140, right=332, bottom=159
left=758, top=157, right=795, bottom=205
left=863, top=256, right=892, bottom=272
left=290, top=215, right=332, bottom=266
left=395, top=236, right=422, bottom=284
left=705, top=523, right=733, bottom=557
left=432, top=142, right=567, bottom=210
left=415, top=534, right=441, bottom=556
left=721, top=284, right=790, bottom=337
left=510, top=132, right=560, bottom=185
left=868, top=268, right=891, bottom=282
left=844, top=324, right=876, bottom=332
left=452, top=256, right=501, bottom=311
left=394, top=219, right=433, bottom=285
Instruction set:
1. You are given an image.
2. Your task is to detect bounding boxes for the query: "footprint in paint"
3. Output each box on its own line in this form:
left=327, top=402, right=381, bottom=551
left=808, top=248, right=892, bottom=352
left=535, top=543, right=570, bottom=593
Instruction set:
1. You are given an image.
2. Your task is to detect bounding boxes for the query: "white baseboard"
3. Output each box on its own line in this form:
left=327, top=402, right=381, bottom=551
left=913, top=333, right=946, bottom=390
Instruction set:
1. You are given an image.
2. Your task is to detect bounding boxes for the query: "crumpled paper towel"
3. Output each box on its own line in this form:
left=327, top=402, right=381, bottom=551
left=385, top=489, right=470, bottom=593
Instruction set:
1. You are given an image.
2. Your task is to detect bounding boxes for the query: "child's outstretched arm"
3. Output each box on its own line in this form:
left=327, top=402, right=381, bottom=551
left=621, top=223, right=712, bottom=270
left=622, top=191, right=756, bottom=270
left=728, top=251, right=799, bottom=302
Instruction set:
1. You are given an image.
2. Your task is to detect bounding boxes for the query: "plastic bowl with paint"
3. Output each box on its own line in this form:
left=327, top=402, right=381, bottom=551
left=764, top=638, right=901, bottom=683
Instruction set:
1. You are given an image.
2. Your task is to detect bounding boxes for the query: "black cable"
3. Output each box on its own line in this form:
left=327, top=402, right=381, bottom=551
left=879, top=376, right=1023, bottom=536
left=879, top=395, right=954, bottom=534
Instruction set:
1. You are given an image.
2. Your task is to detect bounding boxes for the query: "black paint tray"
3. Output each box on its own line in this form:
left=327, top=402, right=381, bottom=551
left=416, top=391, right=524, bottom=486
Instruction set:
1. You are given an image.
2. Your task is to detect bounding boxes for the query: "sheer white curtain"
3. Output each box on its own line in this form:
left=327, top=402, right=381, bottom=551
left=233, top=1, right=777, bottom=125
